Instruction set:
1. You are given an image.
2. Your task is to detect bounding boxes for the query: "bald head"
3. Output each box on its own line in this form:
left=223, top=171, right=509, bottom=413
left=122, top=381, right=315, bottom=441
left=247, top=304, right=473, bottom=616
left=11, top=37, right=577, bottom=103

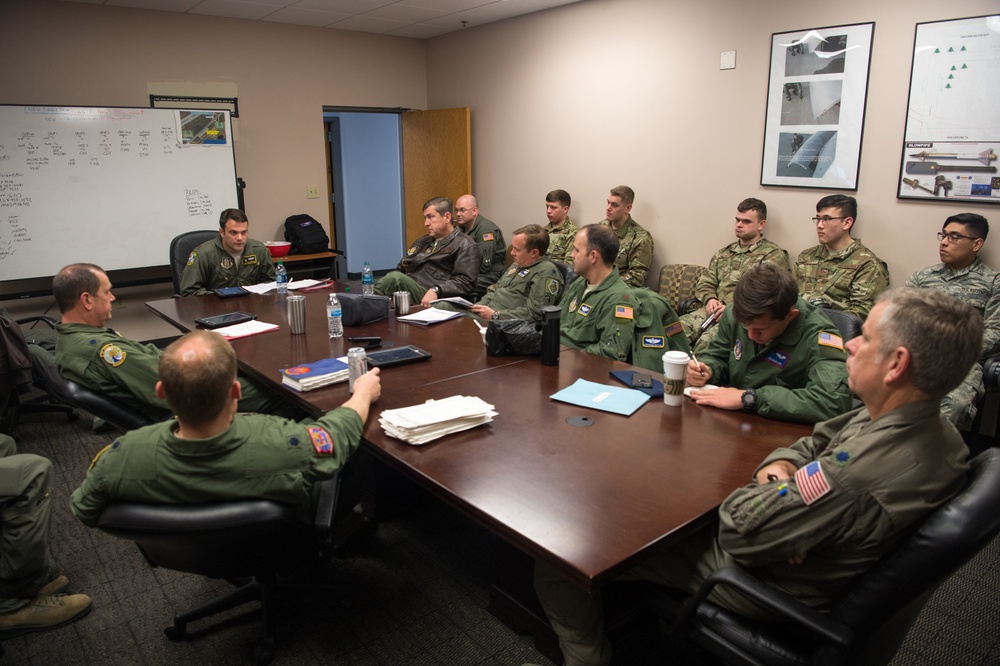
left=158, top=331, right=238, bottom=426
left=454, top=194, right=480, bottom=230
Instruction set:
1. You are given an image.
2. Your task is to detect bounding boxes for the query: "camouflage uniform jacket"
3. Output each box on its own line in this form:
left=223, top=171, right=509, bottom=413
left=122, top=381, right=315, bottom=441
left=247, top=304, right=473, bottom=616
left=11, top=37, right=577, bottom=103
left=696, top=237, right=790, bottom=306
left=544, top=218, right=580, bottom=264
left=462, top=214, right=507, bottom=294
left=179, top=236, right=275, bottom=296
left=479, top=256, right=564, bottom=323
left=560, top=268, right=636, bottom=362
left=598, top=216, right=654, bottom=288
left=793, top=239, right=889, bottom=319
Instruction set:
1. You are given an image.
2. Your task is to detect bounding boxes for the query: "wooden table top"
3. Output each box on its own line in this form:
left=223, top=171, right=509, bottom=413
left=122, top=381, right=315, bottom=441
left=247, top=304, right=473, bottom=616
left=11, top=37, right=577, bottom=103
left=147, top=290, right=812, bottom=589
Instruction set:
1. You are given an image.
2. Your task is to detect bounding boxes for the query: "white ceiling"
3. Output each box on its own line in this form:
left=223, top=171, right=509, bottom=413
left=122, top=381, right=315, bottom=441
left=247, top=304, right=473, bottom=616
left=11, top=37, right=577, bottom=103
left=60, top=0, right=584, bottom=39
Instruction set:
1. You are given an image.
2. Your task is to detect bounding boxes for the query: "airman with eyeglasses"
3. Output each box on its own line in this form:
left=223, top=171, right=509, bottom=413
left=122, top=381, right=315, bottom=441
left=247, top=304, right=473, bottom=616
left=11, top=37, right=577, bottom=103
left=904, top=213, right=998, bottom=428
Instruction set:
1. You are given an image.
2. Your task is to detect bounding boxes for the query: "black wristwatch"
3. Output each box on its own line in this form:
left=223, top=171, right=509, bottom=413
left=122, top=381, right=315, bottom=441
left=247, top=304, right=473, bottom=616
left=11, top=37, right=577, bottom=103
left=741, top=388, right=757, bottom=413
left=430, top=286, right=441, bottom=295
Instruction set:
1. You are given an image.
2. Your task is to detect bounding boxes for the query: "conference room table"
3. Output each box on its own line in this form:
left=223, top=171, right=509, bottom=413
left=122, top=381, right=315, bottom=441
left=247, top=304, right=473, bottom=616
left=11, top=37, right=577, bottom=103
left=146, top=288, right=812, bottom=659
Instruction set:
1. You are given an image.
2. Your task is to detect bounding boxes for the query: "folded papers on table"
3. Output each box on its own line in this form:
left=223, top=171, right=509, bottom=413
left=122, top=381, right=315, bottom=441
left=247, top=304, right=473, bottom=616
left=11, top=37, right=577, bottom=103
left=379, top=395, right=497, bottom=445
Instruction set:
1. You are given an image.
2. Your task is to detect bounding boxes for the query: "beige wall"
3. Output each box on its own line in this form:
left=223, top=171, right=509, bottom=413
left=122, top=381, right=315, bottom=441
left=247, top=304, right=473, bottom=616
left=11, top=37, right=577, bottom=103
left=426, top=0, right=999, bottom=289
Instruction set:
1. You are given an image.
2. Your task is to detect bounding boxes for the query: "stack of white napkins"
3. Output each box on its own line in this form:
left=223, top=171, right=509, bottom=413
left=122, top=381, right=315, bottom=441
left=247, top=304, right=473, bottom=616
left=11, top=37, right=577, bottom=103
left=379, top=395, right=497, bottom=445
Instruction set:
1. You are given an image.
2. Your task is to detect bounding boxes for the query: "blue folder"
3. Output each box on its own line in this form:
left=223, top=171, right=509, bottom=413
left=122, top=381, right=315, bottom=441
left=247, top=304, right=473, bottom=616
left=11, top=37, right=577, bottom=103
left=550, top=379, right=651, bottom=416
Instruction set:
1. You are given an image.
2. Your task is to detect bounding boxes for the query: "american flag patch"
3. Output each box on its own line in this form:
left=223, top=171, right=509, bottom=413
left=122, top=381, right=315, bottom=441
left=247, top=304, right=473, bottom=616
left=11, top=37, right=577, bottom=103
left=664, top=321, right=683, bottom=337
left=615, top=305, right=634, bottom=320
left=308, top=427, right=335, bottom=455
left=818, top=331, right=844, bottom=350
left=794, top=461, right=831, bottom=505
left=482, top=233, right=495, bottom=241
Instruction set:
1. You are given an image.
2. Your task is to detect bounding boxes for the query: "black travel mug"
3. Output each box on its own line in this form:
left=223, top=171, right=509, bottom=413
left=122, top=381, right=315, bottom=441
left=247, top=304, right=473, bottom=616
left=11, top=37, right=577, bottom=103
left=540, top=305, right=561, bottom=366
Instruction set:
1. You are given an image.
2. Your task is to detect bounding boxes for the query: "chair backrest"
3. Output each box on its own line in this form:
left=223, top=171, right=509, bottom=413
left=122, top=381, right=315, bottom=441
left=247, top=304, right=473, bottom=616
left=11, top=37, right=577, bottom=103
left=169, top=230, right=218, bottom=296
left=43, top=364, right=154, bottom=431
left=658, top=264, right=705, bottom=312
left=98, top=499, right=317, bottom=579
left=552, top=261, right=577, bottom=291
left=819, top=307, right=863, bottom=341
left=832, top=448, right=1000, bottom=661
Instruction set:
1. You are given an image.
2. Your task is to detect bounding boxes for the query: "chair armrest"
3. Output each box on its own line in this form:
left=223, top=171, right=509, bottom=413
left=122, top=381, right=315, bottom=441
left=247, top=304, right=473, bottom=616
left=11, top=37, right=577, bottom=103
left=16, top=315, right=59, bottom=329
left=673, top=567, right=853, bottom=649
left=314, top=473, right=342, bottom=548
left=677, top=298, right=702, bottom=316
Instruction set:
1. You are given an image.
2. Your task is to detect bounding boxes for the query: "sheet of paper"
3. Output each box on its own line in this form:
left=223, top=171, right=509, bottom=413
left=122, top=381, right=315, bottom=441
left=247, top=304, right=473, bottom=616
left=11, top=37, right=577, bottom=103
left=397, top=308, right=463, bottom=325
left=215, top=319, right=279, bottom=340
left=430, top=296, right=474, bottom=308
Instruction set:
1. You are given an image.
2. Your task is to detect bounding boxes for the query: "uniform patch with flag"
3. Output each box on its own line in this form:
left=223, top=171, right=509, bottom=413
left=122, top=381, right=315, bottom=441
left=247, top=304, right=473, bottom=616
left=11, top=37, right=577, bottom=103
left=307, top=427, right=335, bottom=455
left=615, top=305, right=634, bottom=320
left=818, top=331, right=844, bottom=350
left=482, top=233, right=495, bottom=241
left=664, top=321, right=683, bottom=337
left=794, top=461, right=831, bottom=505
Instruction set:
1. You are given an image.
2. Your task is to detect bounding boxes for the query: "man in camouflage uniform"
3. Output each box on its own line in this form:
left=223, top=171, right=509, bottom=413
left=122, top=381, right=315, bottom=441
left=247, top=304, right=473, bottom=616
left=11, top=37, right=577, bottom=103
left=179, top=208, right=275, bottom=296
left=686, top=264, right=852, bottom=424
left=535, top=288, right=981, bottom=666
left=560, top=225, right=636, bottom=362
left=455, top=194, right=506, bottom=299
left=598, top=185, right=653, bottom=288
left=70, top=330, right=382, bottom=527
left=466, top=224, right=564, bottom=324
left=679, top=198, right=790, bottom=353
left=905, top=213, right=999, bottom=427
left=793, top=195, right=889, bottom=319
left=543, top=189, right=578, bottom=264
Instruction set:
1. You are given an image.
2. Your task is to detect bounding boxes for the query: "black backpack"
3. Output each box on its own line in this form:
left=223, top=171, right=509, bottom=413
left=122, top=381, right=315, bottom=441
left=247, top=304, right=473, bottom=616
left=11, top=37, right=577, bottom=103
left=283, top=214, right=330, bottom=254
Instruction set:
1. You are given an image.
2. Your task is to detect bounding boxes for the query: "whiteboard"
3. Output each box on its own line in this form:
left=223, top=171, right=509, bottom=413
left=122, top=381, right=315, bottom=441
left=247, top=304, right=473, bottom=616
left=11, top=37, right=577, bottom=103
left=0, top=105, right=238, bottom=283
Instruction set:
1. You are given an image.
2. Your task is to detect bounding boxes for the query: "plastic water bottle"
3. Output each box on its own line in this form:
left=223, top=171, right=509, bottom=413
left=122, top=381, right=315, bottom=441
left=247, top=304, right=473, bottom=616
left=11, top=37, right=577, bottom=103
left=362, top=261, right=374, bottom=295
left=275, top=260, right=288, bottom=295
left=327, top=293, right=343, bottom=338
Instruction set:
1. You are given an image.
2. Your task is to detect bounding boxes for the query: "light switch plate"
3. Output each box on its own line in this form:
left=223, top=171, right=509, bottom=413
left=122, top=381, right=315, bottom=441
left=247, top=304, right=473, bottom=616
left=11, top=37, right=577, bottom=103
left=721, top=51, right=736, bottom=70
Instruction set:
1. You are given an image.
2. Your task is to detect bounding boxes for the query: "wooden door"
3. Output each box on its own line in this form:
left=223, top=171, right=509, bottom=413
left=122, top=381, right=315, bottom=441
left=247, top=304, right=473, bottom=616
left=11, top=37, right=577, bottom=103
left=401, top=108, right=471, bottom=246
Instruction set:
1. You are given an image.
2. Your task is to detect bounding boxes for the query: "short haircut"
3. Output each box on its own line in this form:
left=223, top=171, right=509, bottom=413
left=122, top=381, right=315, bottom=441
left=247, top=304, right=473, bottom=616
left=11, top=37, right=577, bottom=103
left=816, top=194, right=857, bottom=224
left=581, top=224, right=619, bottom=266
left=609, top=185, right=635, bottom=206
left=52, top=263, right=105, bottom=314
left=737, top=197, right=767, bottom=220
left=513, top=224, right=550, bottom=255
left=732, top=264, right=798, bottom=323
left=219, top=208, right=248, bottom=229
left=158, top=331, right=238, bottom=427
left=546, top=189, right=571, bottom=207
left=423, top=197, right=454, bottom=218
left=875, top=288, right=982, bottom=400
left=944, top=212, right=989, bottom=241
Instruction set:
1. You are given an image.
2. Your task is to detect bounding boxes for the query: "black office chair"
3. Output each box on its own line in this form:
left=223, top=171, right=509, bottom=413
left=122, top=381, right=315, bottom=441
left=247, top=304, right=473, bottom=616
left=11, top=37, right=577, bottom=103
left=97, top=475, right=346, bottom=665
left=169, top=230, right=218, bottom=296
left=553, top=261, right=578, bottom=292
left=817, top=306, right=863, bottom=341
left=42, top=365, right=154, bottom=432
left=645, top=448, right=1000, bottom=666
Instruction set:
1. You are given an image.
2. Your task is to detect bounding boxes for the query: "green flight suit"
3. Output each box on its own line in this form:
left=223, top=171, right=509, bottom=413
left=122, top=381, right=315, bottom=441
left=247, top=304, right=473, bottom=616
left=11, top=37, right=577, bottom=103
left=477, top=256, right=564, bottom=323
left=699, top=298, right=852, bottom=424
left=793, top=239, right=889, bottom=319
left=544, top=218, right=579, bottom=265
left=629, top=287, right=690, bottom=373
left=0, top=434, right=59, bottom=614
left=69, top=407, right=363, bottom=527
left=462, top=214, right=507, bottom=297
left=560, top=268, right=636, bottom=362
left=598, top=215, right=654, bottom=288
left=680, top=237, right=790, bottom=353
left=54, top=323, right=284, bottom=420
left=179, top=236, right=275, bottom=296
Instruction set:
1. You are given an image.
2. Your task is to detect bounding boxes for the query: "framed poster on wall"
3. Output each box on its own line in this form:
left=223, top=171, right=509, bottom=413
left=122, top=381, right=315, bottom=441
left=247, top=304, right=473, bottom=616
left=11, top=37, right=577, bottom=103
left=760, top=22, right=875, bottom=190
left=897, top=15, right=1000, bottom=204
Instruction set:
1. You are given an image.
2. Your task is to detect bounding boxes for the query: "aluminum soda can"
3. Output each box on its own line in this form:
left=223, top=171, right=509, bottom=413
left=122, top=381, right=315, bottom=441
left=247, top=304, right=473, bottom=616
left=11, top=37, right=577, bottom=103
left=347, top=347, right=368, bottom=393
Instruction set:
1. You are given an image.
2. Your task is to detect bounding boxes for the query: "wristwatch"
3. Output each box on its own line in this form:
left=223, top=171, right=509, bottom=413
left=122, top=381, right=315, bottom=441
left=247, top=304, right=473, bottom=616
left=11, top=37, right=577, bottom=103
left=491, top=311, right=500, bottom=321
left=430, top=286, right=441, bottom=295
left=741, top=388, right=757, bottom=413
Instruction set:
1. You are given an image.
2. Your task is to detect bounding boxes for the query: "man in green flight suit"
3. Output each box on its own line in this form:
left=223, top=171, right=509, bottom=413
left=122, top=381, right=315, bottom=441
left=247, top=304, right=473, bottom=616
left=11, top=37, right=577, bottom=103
left=70, top=330, right=382, bottom=526
left=543, top=189, right=578, bottom=264
left=686, top=264, right=852, bottom=424
left=679, top=197, right=790, bottom=353
left=0, top=433, right=92, bottom=638
left=535, top=287, right=981, bottom=666
left=560, top=224, right=637, bottom=362
left=793, top=194, right=889, bottom=319
left=466, top=224, right=564, bottom=324
left=179, top=208, right=275, bottom=296
left=53, top=263, right=297, bottom=421
left=597, top=185, right=653, bottom=288
left=455, top=194, right=507, bottom=299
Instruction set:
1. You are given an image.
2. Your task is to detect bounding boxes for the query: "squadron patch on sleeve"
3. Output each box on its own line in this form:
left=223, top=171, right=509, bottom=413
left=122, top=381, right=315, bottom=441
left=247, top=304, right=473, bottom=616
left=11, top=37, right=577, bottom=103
left=186, top=251, right=197, bottom=266
left=308, top=427, right=335, bottom=455
left=734, top=339, right=743, bottom=360
left=545, top=278, right=561, bottom=296
left=100, top=343, right=126, bottom=367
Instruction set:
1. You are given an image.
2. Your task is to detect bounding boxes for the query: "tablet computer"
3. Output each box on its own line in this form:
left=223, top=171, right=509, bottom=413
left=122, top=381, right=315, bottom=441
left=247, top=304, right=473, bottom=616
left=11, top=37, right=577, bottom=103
left=195, top=311, right=256, bottom=329
left=214, top=286, right=250, bottom=298
left=365, top=345, right=432, bottom=368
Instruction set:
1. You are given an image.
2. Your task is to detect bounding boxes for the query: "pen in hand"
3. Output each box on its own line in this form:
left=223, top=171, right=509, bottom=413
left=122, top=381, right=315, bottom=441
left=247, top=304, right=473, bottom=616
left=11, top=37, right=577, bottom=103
left=688, top=350, right=705, bottom=377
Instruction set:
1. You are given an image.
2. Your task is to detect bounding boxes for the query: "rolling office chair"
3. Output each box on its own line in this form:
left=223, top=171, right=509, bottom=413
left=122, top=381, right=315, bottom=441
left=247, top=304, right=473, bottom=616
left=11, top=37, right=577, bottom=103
left=41, top=365, right=154, bottom=432
left=169, top=230, right=218, bottom=296
left=816, top=306, right=863, bottom=342
left=645, top=448, right=1000, bottom=666
left=552, top=261, right=578, bottom=290
left=97, top=475, right=347, bottom=665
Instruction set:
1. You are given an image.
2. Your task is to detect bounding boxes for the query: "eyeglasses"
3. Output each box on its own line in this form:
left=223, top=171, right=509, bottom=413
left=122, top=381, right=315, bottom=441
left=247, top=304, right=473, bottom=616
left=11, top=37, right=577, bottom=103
left=937, top=231, right=979, bottom=243
left=811, top=216, right=847, bottom=225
